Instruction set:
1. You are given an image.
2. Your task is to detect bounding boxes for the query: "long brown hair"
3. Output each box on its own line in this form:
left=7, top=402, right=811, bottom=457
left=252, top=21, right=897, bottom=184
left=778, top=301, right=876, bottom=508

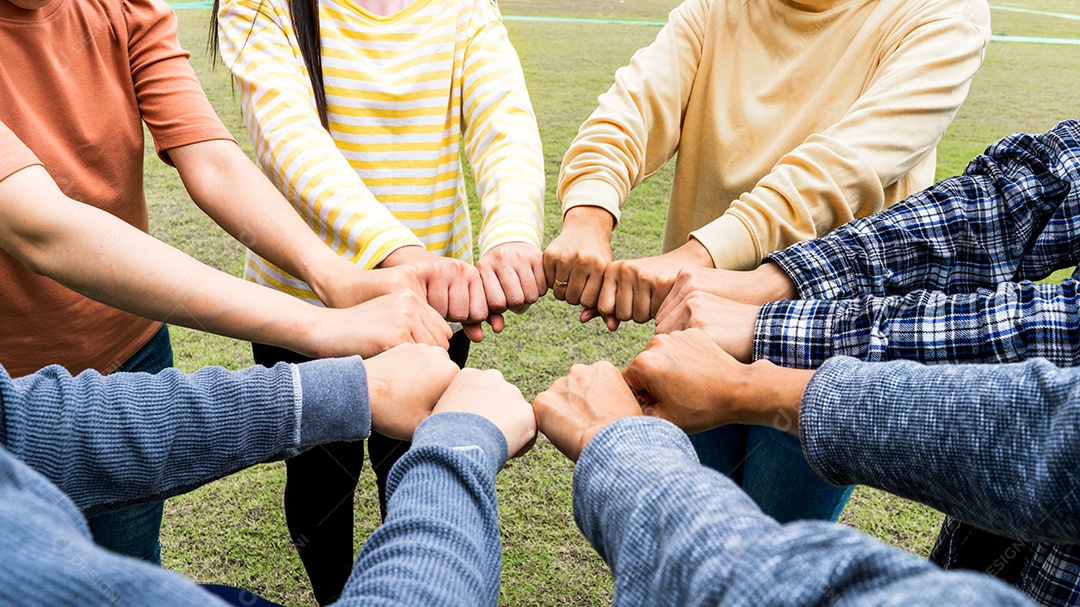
left=209, top=0, right=330, bottom=128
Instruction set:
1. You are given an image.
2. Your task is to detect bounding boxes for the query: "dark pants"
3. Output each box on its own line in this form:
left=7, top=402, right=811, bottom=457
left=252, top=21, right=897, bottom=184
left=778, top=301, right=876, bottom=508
left=252, top=332, right=470, bottom=605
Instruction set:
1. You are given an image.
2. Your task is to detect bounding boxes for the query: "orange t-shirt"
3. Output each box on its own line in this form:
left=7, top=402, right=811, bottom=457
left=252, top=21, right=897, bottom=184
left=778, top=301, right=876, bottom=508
left=0, top=0, right=234, bottom=377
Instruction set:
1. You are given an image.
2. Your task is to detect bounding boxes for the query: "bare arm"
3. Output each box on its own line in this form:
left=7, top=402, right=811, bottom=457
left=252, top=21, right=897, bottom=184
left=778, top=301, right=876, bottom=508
left=0, top=165, right=450, bottom=358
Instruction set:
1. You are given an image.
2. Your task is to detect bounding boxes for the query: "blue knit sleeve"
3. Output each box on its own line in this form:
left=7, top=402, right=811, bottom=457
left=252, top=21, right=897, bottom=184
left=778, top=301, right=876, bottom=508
left=802, top=356, right=1080, bottom=543
left=0, top=357, right=369, bottom=516
left=339, top=412, right=507, bottom=606
left=574, top=416, right=1033, bottom=606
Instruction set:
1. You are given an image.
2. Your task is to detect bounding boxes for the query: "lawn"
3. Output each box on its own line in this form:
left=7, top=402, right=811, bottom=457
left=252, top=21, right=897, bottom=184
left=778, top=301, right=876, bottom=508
left=152, top=1, right=1080, bottom=605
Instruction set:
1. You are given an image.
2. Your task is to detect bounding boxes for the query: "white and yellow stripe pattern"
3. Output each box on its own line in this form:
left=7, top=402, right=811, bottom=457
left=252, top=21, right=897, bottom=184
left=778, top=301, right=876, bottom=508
left=218, top=0, right=544, bottom=302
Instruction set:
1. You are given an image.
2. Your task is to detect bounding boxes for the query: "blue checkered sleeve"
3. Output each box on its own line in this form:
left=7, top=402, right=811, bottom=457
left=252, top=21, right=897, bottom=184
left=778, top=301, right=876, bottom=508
left=755, top=120, right=1080, bottom=368
left=755, top=277, right=1080, bottom=368
left=765, top=120, right=1080, bottom=300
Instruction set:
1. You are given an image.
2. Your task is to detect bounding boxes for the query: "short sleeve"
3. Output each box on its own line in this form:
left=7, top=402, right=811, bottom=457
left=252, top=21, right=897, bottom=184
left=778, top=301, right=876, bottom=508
left=0, top=121, right=42, bottom=183
left=124, top=0, right=235, bottom=164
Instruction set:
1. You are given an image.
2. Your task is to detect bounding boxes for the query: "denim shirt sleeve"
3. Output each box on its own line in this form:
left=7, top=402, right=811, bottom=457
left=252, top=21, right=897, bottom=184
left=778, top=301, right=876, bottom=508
left=802, top=356, right=1080, bottom=543
left=0, top=357, right=369, bottom=516
left=340, top=412, right=507, bottom=607
left=754, top=279, right=1080, bottom=368
left=764, top=120, right=1080, bottom=300
left=573, top=416, right=1032, bottom=606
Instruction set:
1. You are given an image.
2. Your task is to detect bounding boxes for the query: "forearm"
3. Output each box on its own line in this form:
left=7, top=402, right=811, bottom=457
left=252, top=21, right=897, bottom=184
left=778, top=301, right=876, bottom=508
left=754, top=280, right=1080, bottom=368
left=802, top=356, right=1080, bottom=542
left=1, top=357, right=369, bottom=516
left=341, top=413, right=506, bottom=606
left=765, top=121, right=1080, bottom=300
left=0, top=170, right=341, bottom=355
left=170, top=140, right=357, bottom=301
left=575, top=417, right=1029, bottom=606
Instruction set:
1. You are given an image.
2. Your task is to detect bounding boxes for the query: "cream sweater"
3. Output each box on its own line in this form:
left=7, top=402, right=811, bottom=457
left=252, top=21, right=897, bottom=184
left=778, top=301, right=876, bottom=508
left=559, top=0, right=991, bottom=270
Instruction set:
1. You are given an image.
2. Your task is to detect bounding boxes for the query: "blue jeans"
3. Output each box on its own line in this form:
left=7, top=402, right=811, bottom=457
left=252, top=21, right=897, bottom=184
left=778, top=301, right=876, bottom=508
left=85, top=325, right=172, bottom=564
left=689, top=424, right=854, bottom=523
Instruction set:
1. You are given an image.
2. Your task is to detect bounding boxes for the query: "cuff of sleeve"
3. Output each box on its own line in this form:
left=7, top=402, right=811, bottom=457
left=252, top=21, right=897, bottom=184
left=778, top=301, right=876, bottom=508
left=764, top=241, right=852, bottom=300
left=689, top=214, right=760, bottom=271
left=561, top=180, right=622, bottom=227
left=358, top=231, right=427, bottom=270
left=573, top=417, right=697, bottom=550
left=799, top=356, right=868, bottom=486
left=753, top=299, right=840, bottom=368
left=154, top=128, right=238, bottom=167
left=295, top=356, right=371, bottom=448
left=478, top=233, right=543, bottom=259
left=411, top=412, right=509, bottom=478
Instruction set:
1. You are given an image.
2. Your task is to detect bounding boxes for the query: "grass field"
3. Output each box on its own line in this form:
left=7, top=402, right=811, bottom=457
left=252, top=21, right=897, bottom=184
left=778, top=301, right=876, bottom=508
left=151, top=2, right=1080, bottom=604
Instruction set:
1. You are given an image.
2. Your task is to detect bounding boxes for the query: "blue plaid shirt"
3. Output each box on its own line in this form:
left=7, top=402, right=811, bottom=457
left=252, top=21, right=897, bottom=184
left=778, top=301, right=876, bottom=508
left=753, top=119, right=1080, bottom=607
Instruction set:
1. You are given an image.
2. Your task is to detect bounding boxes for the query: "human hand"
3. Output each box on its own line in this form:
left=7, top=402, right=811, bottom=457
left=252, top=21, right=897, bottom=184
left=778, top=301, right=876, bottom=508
left=432, top=368, right=537, bottom=458
left=364, top=343, right=460, bottom=440
left=304, top=291, right=452, bottom=358
left=313, top=263, right=426, bottom=309
left=532, top=361, right=641, bottom=462
left=653, top=291, right=760, bottom=363
left=379, top=245, right=490, bottom=342
left=658, top=263, right=799, bottom=316
left=623, top=329, right=812, bottom=434
left=543, top=206, right=614, bottom=310
left=588, top=239, right=714, bottom=331
left=476, top=242, right=547, bottom=322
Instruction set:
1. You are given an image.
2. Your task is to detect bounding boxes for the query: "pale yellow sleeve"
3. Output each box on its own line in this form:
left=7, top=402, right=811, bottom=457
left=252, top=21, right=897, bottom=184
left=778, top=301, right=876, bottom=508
left=217, top=0, right=423, bottom=271
left=555, top=0, right=710, bottom=226
left=462, top=3, right=545, bottom=256
left=692, top=1, right=992, bottom=270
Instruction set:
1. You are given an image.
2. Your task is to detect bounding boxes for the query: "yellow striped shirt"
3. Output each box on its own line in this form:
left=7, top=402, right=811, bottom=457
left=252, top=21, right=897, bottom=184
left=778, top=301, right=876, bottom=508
left=218, top=0, right=544, bottom=302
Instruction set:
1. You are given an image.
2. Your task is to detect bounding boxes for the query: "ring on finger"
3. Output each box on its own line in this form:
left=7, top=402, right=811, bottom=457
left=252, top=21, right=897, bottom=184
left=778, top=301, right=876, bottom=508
left=553, top=277, right=569, bottom=288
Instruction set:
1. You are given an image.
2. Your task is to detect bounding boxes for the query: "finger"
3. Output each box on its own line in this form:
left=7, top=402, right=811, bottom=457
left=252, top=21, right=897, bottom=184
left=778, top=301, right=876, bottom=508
left=655, top=285, right=687, bottom=324
left=494, top=263, right=527, bottom=310
left=462, top=322, right=485, bottom=343
left=468, top=271, right=489, bottom=323
left=632, top=281, right=654, bottom=324
left=479, top=264, right=507, bottom=313
left=447, top=277, right=470, bottom=322
left=579, top=267, right=605, bottom=311
left=532, top=251, right=548, bottom=299
left=565, top=265, right=590, bottom=306
left=614, top=275, right=635, bottom=322
left=417, top=307, right=452, bottom=349
left=426, top=274, right=450, bottom=318
left=604, top=312, right=621, bottom=332
left=580, top=307, right=601, bottom=323
left=542, top=248, right=558, bottom=291
left=596, top=266, right=618, bottom=317
left=488, top=312, right=505, bottom=333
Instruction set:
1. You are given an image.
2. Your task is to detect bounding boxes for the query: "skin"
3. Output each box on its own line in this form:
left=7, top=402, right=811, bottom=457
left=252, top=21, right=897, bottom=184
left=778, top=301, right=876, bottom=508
left=544, top=204, right=717, bottom=330
left=0, top=165, right=452, bottom=359
left=168, top=140, right=425, bottom=309
left=379, top=243, right=546, bottom=343
left=623, top=329, right=813, bottom=435
left=365, top=344, right=460, bottom=441
left=431, top=368, right=538, bottom=459
left=654, top=291, right=761, bottom=363
left=532, top=361, right=643, bottom=462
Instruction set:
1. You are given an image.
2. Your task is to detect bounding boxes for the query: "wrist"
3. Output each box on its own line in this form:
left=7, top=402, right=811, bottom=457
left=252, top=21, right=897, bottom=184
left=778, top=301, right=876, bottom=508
left=563, top=206, right=615, bottom=240
left=378, top=244, right=429, bottom=268
left=737, top=360, right=812, bottom=433
left=678, top=238, right=715, bottom=268
left=748, top=262, right=799, bottom=304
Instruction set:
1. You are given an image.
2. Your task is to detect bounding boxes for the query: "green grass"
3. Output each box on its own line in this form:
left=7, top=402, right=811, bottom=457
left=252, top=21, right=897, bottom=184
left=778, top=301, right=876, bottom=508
left=152, top=2, right=1080, bottom=605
